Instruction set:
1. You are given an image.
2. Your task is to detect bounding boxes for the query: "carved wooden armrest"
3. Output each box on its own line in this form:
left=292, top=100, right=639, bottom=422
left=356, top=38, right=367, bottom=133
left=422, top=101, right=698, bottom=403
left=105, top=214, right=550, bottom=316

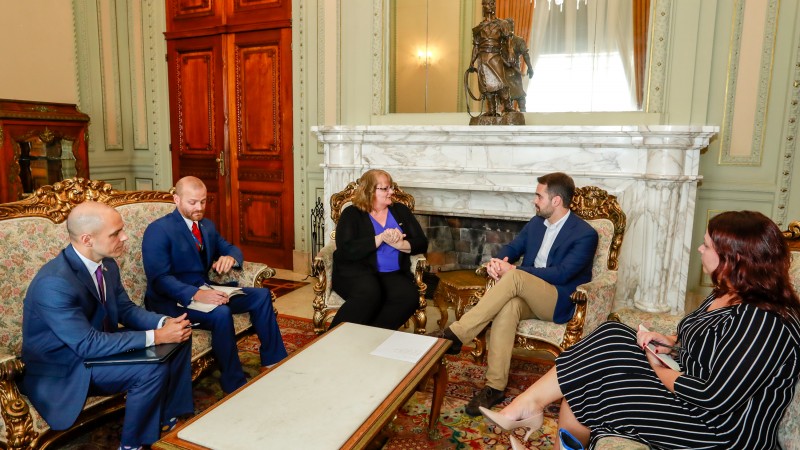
left=411, top=255, right=429, bottom=309
left=409, top=255, right=430, bottom=334
left=0, top=355, right=35, bottom=450
left=0, top=354, right=23, bottom=380
left=562, top=272, right=617, bottom=349
left=311, top=243, right=336, bottom=333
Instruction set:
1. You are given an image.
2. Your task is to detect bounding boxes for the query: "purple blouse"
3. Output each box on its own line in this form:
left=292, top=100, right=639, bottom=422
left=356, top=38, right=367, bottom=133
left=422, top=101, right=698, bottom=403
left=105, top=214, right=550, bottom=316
left=369, top=210, right=401, bottom=272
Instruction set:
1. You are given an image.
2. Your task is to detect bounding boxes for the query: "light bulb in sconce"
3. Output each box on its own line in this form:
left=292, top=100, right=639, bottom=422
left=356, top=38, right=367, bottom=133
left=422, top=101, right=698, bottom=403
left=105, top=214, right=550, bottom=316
left=417, top=49, right=434, bottom=67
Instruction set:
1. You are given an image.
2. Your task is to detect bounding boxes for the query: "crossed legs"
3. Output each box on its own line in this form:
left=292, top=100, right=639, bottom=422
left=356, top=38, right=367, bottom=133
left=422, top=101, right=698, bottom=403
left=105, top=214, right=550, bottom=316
left=448, top=269, right=558, bottom=389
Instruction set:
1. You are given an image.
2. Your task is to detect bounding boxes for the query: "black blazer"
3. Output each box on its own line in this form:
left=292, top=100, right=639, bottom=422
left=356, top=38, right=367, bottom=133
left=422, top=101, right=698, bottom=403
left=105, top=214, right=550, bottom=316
left=332, top=203, right=428, bottom=279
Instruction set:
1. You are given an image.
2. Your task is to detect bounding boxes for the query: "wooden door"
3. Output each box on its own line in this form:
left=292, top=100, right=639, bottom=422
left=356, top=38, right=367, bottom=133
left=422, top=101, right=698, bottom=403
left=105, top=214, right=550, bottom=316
left=226, top=28, right=294, bottom=267
left=166, top=35, right=227, bottom=228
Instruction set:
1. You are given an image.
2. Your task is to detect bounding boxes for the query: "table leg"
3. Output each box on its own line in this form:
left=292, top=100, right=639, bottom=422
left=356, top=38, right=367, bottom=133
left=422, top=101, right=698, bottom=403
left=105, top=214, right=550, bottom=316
left=434, top=294, right=449, bottom=330
left=428, top=356, right=448, bottom=433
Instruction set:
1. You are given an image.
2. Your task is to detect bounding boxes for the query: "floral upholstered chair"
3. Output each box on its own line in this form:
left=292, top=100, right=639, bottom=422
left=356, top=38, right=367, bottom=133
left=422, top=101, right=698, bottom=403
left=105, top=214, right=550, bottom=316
left=465, top=186, right=626, bottom=360
left=310, top=181, right=429, bottom=334
left=599, top=220, right=800, bottom=449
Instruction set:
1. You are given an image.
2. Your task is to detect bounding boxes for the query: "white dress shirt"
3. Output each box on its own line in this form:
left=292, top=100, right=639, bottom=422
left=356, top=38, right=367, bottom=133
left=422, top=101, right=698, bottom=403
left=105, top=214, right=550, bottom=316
left=72, top=246, right=162, bottom=346
left=533, top=210, right=570, bottom=268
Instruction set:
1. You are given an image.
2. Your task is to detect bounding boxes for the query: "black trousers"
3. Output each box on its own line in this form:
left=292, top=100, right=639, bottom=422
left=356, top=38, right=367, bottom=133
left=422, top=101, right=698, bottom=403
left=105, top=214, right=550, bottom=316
left=330, top=270, right=419, bottom=330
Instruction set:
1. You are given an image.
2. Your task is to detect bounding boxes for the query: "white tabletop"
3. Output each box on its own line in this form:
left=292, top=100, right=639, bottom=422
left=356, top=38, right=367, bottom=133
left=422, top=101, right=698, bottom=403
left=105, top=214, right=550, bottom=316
left=177, top=322, right=437, bottom=449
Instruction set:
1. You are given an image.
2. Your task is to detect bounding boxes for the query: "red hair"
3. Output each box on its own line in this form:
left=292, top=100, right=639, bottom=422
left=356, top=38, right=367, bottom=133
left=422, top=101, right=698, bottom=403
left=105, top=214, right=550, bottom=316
left=708, top=211, right=800, bottom=320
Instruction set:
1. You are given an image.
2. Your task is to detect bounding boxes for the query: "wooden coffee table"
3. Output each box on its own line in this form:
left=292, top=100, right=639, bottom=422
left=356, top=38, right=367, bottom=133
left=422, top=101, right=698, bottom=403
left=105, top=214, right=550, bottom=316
left=154, top=322, right=450, bottom=449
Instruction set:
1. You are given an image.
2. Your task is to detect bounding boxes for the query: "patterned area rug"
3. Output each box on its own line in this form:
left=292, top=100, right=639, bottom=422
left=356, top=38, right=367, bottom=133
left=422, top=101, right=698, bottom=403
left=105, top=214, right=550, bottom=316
left=58, top=317, right=558, bottom=449
left=261, top=277, right=310, bottom=297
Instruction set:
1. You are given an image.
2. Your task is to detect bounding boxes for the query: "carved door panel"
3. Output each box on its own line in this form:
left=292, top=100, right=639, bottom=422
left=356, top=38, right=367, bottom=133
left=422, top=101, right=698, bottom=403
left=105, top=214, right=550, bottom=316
left=167, top=35, right=227, bottom=228
left=227, top=28, right=294, bottom=267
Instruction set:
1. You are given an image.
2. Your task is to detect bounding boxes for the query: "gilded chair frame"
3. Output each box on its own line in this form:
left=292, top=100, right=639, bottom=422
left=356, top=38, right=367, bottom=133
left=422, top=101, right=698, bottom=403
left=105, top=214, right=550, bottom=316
left=311, top=181, right=429, bottom=334
left=465, top=185, right=627, bottom=359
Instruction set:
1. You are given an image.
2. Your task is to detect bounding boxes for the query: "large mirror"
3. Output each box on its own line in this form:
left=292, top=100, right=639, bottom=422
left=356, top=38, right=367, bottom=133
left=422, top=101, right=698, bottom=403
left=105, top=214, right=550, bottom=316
left=389, top=0, right=652, bottom=114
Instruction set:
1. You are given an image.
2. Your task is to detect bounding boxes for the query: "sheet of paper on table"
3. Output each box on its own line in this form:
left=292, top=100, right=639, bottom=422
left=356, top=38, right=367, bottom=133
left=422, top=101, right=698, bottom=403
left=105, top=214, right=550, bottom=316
left=370, top=331, right=437, bottom=363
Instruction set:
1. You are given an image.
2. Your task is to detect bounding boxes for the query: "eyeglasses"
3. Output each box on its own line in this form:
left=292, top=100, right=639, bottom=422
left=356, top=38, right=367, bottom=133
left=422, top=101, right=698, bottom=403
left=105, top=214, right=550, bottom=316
left=375, top=186, right=394, bottom=192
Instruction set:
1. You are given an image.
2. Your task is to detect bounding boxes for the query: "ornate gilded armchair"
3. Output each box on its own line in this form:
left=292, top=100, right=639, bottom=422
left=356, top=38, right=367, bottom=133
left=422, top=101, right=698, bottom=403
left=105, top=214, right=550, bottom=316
left=310, top=182, right=429, bottom=334
left=465, top=186, right=626, bottom=359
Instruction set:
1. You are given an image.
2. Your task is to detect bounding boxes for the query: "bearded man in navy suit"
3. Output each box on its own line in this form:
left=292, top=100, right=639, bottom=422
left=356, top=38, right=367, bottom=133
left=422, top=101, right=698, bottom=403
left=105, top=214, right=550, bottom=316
left=142, top=176, right=287, bottom=394
left=430, top=172, right=599, bottom=416
left=21, top=202, right=194, bottom=450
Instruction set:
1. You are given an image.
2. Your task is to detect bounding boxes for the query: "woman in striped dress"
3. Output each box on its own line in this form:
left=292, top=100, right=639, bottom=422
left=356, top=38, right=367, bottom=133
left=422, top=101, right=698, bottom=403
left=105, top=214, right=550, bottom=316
left=481, top=211, right=800, bottom=449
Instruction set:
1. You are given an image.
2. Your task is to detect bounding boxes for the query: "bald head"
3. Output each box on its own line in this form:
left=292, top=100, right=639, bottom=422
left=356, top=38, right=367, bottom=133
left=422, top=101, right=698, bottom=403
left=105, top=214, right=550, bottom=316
left=66, top=202, right=128, bottom=262
left=174, top=176, right=208, bottom=222
left=175, top=176, right=206, bottom=197
left=67, top=202, right=116, bottom=241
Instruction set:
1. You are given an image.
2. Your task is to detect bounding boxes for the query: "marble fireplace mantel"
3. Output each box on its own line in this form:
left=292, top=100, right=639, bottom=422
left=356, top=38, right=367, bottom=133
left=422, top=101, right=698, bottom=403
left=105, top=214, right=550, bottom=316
left=313, top=125, right=718, bottom=315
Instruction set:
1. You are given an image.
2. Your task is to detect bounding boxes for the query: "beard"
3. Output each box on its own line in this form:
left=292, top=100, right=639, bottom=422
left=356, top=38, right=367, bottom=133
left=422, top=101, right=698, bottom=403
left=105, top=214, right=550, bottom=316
left=536, top=206, right=552, bottom=219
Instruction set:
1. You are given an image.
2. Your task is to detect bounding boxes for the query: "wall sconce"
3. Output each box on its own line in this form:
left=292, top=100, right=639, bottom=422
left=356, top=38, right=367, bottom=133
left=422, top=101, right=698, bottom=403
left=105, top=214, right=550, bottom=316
left=417, top=49, right=434, bottom=67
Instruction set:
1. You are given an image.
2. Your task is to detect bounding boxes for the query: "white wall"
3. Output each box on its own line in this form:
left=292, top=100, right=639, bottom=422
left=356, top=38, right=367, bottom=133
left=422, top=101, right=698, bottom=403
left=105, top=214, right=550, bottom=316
left=0, top=0, right=78, bottom=103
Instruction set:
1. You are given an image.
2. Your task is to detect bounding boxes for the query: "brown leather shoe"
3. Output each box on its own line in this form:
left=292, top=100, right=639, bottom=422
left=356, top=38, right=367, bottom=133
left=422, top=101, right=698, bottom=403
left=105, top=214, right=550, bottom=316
left=465, top=386, right=505, bottom=416
left=426, top=327, right=463, bottom=355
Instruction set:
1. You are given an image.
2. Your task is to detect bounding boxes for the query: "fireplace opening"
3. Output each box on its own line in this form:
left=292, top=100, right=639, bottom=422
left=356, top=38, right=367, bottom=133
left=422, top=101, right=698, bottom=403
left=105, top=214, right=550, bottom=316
left=416, top=213, right=528, bottom=298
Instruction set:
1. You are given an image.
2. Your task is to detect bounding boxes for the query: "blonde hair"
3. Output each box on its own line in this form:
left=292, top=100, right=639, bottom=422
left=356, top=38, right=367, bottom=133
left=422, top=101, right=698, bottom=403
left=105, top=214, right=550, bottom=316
left=351, top=169, right=394, bottom=212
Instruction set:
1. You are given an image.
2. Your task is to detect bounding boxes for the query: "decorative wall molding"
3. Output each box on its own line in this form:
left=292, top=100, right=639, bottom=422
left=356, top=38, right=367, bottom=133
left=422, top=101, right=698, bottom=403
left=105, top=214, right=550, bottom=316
left=143, top=0, right=169, bottom=189
left=97, top=0, right=124, bottom=150
left=371, top=0, right=384, bottom=116
left=719, top=0, right=779, bottom=165
left=72, top=0, right=96, bottom=152
left=776, top=40, right=800, bottom=226
left=644, top=0, right=672, bottom=113
left=127, top=1, right=149, bottom=151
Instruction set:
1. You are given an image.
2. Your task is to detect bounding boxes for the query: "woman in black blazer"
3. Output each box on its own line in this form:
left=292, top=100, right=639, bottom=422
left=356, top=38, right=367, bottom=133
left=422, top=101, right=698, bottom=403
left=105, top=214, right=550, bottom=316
left=329, top=169, right=428, bottom=330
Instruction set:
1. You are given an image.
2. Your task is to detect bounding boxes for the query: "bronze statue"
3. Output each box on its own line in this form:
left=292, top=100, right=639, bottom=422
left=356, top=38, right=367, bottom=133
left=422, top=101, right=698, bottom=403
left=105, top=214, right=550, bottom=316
left=506, top=19, right=534, bottom=112
left=466, top=0, right=525, bottom=125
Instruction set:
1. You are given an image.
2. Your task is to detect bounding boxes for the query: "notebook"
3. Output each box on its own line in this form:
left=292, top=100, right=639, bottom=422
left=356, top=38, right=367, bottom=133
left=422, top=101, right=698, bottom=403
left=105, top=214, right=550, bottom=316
left=84, top=342, right=184, bottom=367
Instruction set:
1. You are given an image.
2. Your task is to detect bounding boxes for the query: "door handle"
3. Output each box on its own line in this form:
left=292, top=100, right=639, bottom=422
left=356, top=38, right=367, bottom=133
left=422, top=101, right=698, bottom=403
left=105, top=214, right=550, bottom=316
left=215, top=151, right=225, bottom=176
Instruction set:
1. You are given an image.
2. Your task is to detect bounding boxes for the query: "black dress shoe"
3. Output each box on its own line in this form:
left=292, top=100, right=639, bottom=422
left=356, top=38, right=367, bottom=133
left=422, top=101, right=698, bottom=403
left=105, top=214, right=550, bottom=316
left=426, top=327, right=463, bottom=355
left=465, top=386, right=505, bottom=416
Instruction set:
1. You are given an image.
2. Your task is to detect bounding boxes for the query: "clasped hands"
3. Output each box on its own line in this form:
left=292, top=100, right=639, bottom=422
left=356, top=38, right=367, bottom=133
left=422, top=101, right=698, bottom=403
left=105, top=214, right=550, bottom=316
left=486, top=256, right=515, bottom=281
left=154, top=312, right=192, bottom=345
left=378, top=228, right=405, bottom=248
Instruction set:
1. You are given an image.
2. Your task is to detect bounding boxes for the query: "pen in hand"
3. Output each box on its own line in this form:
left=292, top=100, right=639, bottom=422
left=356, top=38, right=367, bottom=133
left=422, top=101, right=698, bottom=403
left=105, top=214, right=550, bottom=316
left=652, top=341, right=684, bottom=354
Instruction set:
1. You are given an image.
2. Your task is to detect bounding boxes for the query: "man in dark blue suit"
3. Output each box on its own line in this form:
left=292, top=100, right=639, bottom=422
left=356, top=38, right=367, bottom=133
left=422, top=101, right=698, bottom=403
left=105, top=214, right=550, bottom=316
left=21, top=202, right=194, bottom=450
left=142, top=176, right=287, bottom=394
left=431, top=172, right=599, bottom=416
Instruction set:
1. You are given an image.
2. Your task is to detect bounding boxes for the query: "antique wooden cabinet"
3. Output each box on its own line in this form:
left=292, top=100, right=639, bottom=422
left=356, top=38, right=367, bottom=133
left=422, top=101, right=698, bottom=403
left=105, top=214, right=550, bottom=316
left=0, top=99, right=90, bottom=203
left=165, top=0, right=293, bottom=268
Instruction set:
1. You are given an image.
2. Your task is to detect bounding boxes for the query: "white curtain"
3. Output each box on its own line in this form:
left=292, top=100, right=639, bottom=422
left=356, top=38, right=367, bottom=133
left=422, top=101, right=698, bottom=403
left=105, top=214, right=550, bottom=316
left=526, top=0, right=636, bottom=112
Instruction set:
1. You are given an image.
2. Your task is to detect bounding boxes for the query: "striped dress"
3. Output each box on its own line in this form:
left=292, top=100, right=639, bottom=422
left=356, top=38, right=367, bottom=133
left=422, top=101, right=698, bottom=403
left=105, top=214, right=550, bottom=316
left=556, top=295, right=800, bottom=449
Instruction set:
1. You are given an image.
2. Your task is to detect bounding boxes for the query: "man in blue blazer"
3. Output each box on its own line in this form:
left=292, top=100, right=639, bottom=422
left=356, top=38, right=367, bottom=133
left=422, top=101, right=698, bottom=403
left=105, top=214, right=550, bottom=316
left=431, top=173, right=598, bottom=416
left=21, top=202, right=194, bottom=450
left=142, top=176, right=287, bottom=394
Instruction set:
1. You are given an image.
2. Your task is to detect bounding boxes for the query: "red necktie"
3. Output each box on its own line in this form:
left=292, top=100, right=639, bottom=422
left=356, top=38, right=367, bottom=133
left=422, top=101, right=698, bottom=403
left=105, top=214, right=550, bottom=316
left=192, top=222, right=203, bottom=251
left=94, top=266, right=111, bottom=331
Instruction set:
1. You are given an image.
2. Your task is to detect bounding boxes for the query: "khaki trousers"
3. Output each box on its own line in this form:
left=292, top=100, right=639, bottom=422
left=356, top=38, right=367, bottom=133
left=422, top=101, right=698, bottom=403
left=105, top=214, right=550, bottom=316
left=449, top=269, right=558, bottom=391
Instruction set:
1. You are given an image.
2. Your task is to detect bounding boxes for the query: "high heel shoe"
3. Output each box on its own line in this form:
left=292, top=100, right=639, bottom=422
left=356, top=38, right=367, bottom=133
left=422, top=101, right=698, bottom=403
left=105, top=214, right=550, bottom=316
left=509, top=436, right=526, bottom=450
left=479, top=406, right=543, bottom=442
